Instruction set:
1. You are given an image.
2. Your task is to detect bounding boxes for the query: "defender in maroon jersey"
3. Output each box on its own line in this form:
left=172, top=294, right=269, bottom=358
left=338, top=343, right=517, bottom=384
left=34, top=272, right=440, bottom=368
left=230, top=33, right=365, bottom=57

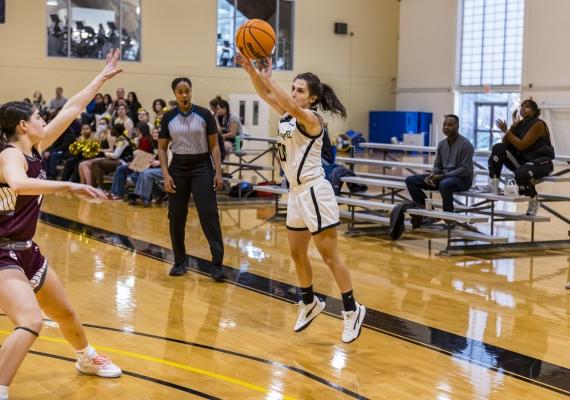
left=0, top=50, right=122, bottom=400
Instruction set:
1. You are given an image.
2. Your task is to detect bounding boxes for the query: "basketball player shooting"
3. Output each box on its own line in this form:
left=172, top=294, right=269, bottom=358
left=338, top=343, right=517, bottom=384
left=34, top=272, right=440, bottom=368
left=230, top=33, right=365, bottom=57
left=235, top=29, right=366, bottom=343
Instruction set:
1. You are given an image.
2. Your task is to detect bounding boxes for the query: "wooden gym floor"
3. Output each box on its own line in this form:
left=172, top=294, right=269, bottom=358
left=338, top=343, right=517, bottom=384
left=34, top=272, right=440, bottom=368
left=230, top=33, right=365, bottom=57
left=1, top=191, right=569, bottom=399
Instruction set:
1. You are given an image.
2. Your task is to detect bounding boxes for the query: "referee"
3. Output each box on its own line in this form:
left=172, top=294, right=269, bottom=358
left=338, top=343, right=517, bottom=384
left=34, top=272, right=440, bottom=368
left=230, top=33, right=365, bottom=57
left=158, top=77, right=226, bottom=281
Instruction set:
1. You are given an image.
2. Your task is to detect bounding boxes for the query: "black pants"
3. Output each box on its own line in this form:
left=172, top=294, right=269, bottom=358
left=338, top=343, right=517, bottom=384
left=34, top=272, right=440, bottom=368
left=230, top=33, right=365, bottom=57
left=168, top=154, right=223, bottom=266
left=61, top=156, right=82, bottom=182
left=488, top=143, right=553, bottom=196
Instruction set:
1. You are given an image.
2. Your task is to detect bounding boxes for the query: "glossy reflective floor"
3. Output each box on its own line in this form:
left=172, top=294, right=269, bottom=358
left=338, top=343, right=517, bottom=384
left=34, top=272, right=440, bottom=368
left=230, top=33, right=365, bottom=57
left=1, top=192, right=569, bottom=399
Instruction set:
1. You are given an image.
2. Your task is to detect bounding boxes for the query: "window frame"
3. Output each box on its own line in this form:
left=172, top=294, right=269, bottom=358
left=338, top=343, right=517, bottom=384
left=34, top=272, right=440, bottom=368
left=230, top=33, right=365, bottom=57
left=215, top=0, right=295, bottom=70
left=46, top=0, right=142, bottom=62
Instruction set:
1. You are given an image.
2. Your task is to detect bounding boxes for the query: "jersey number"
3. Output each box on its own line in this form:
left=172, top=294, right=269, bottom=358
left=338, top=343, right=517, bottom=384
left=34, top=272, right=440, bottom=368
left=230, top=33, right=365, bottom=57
left=277, top=144, right=287, bottom=162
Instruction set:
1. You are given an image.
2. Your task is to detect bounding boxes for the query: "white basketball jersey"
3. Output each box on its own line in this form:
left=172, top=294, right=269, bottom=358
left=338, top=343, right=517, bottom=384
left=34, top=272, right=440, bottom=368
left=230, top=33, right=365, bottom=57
left=277, top=112, right=324, bottom=189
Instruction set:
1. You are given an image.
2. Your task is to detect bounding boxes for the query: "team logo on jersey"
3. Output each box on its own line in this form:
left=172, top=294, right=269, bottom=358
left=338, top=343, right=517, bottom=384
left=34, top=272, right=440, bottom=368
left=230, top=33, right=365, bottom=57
left=278, top=129, right=293, bottom=139
left=278, top=122, right=295, bottom=140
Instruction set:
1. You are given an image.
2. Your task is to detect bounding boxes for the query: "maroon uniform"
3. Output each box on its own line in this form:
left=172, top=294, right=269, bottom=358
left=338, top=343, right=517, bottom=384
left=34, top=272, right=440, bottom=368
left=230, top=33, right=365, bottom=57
left=0, top=145, right=48, bottom=292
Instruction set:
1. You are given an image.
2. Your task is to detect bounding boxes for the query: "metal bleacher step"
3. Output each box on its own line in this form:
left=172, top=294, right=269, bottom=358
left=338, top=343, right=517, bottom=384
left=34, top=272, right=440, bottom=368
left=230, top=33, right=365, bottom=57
left=336, top=196, right=488, bottom=224
left=339, top=210, right=390, bottom=225
left=414, top=226, right=509, bottom=244
left=341, top=176, right=408, bottom=189
left=252, top=185, right=289, bottom=195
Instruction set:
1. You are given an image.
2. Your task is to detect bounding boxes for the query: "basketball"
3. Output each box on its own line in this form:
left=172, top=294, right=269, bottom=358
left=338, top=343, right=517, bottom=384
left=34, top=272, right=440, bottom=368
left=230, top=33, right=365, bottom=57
left=236, top=19, right=276, bottom=60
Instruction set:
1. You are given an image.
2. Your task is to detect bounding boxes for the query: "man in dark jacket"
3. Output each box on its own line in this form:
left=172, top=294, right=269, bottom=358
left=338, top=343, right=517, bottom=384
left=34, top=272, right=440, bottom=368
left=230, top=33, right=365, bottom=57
left=405, top=115, right=474, bottom=215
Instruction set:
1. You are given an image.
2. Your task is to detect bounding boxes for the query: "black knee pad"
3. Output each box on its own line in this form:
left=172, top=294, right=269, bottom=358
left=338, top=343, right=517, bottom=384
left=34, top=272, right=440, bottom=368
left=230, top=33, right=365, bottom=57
left=14, top=326, right=39, bottom=337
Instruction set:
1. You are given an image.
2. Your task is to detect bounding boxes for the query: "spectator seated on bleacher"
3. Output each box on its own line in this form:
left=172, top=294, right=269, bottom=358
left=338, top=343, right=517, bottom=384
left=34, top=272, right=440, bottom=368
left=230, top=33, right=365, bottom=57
left=322, top=128, right=367, bottom=195
left=129, top=128, right=167, bottom=206
left=42, top=113, right=81, bottom=179
left=216, top=99, right=243, bottom=157
left=405, top=114, right=474, bottom=221
left=108, top=123, right=154, bottom=200
left=61, top=123, right=97, bottom=182
left=483, top=99, right=554, bottom=216
left=208, top=96, right=228, bottom=162
left=113, top=103, right=134, bottom=138
left=90, top=124, right=133, bottom=190
left=78, top=116, right=116, bottom=186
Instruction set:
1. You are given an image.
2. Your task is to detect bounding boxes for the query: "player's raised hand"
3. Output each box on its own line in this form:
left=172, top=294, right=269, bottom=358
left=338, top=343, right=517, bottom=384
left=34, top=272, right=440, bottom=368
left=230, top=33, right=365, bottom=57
left=100, top=49, right=123, bottom=81
left=235, top=53, right=256, bottom=74
left=256, top=57, right=273, bottom=79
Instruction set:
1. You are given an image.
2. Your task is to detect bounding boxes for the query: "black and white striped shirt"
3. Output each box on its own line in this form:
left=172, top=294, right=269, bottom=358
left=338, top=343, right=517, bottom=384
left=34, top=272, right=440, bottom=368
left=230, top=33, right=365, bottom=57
left=159, top=105, right=218, bottom=155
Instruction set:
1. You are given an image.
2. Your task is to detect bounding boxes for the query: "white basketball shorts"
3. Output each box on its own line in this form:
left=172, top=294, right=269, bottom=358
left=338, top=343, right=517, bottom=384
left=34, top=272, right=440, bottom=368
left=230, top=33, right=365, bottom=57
left=286, top=178, right=340, bottom=234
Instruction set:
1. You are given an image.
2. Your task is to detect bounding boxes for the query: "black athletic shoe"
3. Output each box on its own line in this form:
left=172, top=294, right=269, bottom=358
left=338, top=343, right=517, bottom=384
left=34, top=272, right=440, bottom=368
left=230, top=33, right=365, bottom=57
left=169, top=264, right=187, bottom=276
left=211, top=265, right=227, bottom=282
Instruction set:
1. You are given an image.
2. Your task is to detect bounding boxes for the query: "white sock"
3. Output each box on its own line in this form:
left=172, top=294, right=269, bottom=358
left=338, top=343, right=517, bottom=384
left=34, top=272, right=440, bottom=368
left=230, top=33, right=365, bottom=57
left=75, top=345, right=97, bottom=360
left=0, top=385, right=9, bottom=400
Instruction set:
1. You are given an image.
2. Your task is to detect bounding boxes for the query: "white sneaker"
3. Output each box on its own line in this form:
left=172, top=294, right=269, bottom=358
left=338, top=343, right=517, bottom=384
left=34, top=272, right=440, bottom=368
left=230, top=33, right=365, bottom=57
left=294, top=296, right=326, bottom=332
left=76, top=354, right=122, bottom=378
left=526, top=197, right=540, bottom=216
left=341, top=302, right=366, bottom=343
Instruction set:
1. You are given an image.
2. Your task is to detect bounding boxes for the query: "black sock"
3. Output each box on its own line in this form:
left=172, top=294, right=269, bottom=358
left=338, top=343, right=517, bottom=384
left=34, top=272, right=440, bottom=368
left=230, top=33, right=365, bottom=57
left=300, top=285, right=314, bottom=305
left=342, top=290, right=357, bottom=312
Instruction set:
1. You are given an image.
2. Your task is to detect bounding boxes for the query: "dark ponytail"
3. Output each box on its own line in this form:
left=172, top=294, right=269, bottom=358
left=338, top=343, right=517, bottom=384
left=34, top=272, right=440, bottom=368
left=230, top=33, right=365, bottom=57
left=0, top=101, right=35, bottom=146
left=295, top=72, right=347, bottom=119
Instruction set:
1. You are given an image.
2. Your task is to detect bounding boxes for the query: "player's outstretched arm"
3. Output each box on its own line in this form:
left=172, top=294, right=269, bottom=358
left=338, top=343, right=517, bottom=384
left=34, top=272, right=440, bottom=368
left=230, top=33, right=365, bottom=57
left=0, top=148, right=107, bottom=199
left=235, top=54, right=286, bottom=115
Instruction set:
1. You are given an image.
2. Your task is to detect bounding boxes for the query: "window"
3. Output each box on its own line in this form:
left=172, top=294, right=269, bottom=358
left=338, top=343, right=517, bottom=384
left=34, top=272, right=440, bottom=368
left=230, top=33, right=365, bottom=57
left=460, top=0, right=524, bottom=86
left=47, top=0, right=141, bottom=61
left=457, top=0, right=524, bottom=147
left=458, top=92, right=520, bottom=150
left=216, top=0, right=294, bottom=70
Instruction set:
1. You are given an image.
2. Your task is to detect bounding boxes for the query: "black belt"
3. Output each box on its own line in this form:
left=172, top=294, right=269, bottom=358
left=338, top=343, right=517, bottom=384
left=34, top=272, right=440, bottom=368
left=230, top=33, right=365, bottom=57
left=171, top=153, right=211, bottom=162
left=0, top=239, right=33, bottom=251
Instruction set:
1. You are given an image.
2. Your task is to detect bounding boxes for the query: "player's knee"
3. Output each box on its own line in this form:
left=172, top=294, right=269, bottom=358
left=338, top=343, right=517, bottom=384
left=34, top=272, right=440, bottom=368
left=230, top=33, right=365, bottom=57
left=16, top=310, right=44, bottom=335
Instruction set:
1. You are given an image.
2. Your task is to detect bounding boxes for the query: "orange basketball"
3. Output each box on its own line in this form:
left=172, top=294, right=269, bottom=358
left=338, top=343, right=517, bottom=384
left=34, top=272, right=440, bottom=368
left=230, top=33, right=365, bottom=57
left=236, top=19, right=276, bottom=60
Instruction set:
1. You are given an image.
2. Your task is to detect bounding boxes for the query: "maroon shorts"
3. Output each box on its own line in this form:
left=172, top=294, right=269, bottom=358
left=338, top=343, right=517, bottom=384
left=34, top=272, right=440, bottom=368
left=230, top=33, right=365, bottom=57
left=0, top=241, right=48, bottom=292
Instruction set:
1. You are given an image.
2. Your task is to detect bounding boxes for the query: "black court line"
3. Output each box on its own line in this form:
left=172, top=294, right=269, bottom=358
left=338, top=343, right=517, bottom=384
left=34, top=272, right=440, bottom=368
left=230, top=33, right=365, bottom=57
left=38, top=212, right=570, bottom=397
left=0, top=347, right=219, bottom=399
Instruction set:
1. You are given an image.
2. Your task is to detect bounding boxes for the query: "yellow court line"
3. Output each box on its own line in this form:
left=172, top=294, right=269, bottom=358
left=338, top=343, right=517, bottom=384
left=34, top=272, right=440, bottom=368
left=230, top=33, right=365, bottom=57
left=0, top=330, right=298, bottom=400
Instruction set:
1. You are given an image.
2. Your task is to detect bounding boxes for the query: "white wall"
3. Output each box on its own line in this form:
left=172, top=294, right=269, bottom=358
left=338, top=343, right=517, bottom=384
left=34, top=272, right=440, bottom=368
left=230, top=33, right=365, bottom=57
left=396, top=0, right=458, bottom=144
left=522, top=0, right=570, bottom=154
